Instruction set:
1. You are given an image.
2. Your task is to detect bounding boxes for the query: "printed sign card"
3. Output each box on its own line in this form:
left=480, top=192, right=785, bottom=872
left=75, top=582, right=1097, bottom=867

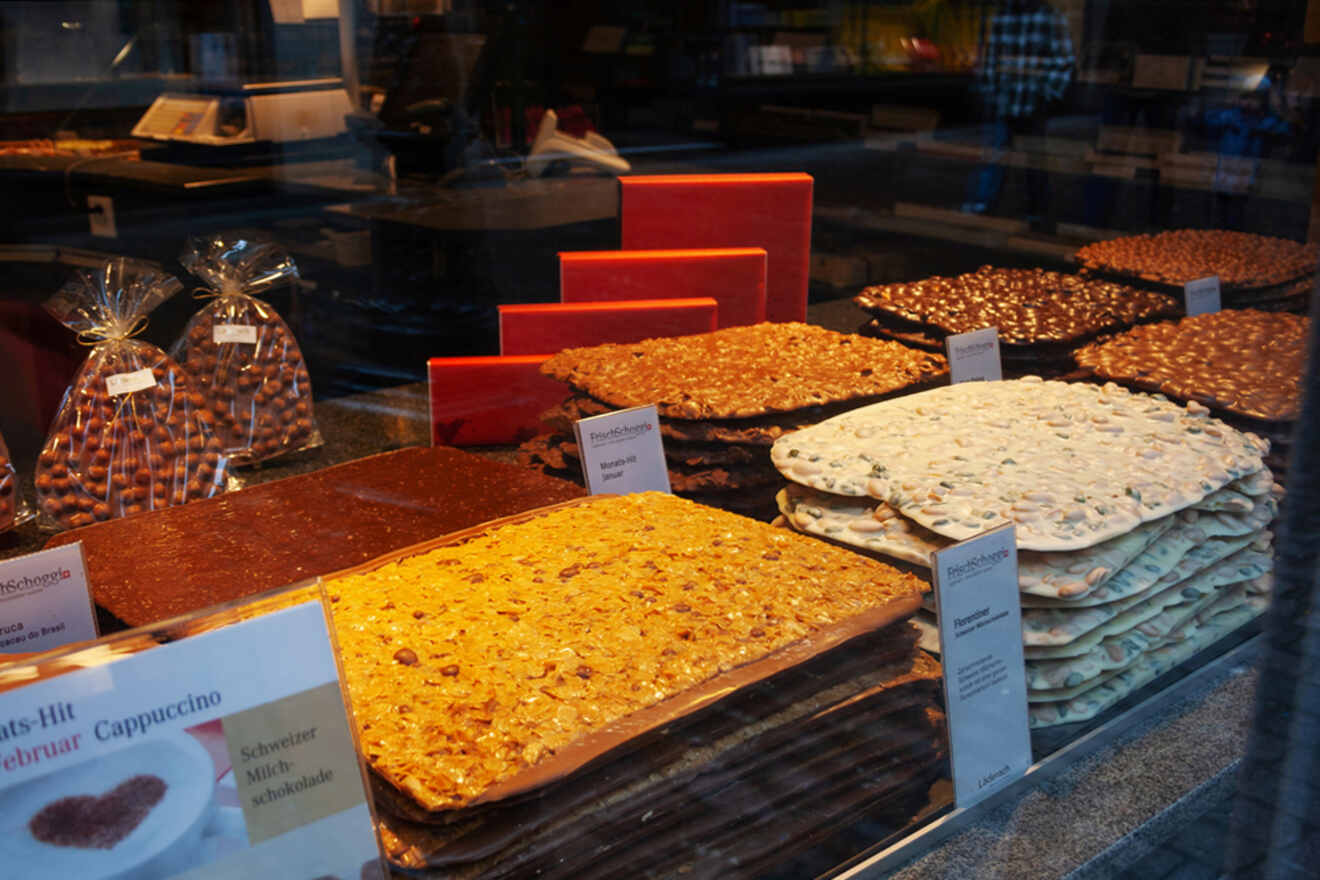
left=945, top=327, right=1002, bottom=383
left=0, top=585, right=382, bottom=879
left=0, top=543, right=97, bottom=655
left=573, top=404, right=671, bottom=495
left=931, top=524, right=1032, bottom=808
left=1184, top=276, right=1222, bottom=316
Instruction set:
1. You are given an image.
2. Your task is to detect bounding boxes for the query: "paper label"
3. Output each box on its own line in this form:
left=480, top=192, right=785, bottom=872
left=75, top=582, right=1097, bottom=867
left=87, top=195, right=117, bottom=238
left=0, top=598, right=382, bottom=878
left=572, top=404, right=671, bottom=495
left=214, top=324, right=259, bottom=345
left=105, top=368, right=157, bottom=397
left=932, top=524, right=1032, bottom=809
left=946, top=327, right=1003, bottom=383
left=0, top=543, right=97, bottom=655
left=1184, top=276, right=1222, bottom=316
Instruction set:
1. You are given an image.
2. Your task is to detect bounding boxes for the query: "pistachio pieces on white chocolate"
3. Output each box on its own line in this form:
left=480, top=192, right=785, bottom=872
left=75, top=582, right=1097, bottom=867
left=778, top=482, right=1175, bottom=602
left=771, top=378, right=1267, bottom=551
left=775, top=484, right=948, bottom=566
left=1028, top=597, right=1265, bottom=727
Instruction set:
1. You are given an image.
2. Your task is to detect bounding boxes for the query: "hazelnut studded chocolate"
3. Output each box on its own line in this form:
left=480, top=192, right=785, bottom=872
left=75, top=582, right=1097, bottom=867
left=34, top=341, right=228, bottom=530
left=172, top=299, right=317, bottom=464
left=1076, top=230, right=1318, bottom=290
left=1075, top=310, right=1308, bottom=423
left=855, top=266, right=1179, bottom=348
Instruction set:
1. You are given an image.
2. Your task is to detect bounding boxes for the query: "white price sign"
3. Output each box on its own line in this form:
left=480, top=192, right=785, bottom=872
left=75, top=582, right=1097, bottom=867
left=0, top=543, right=96, bottom=655
left=1184, top=276, right=1221, bottom=316
left=573, top=404, right=671, bottom=496
left=932, top=524, right=1032, bottom=808
left=946, top=327, right=1002, bottom=384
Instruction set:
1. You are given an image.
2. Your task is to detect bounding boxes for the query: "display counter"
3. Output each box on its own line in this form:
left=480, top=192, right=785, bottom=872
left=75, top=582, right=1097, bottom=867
left=0, top=293, right=1288, bottom=878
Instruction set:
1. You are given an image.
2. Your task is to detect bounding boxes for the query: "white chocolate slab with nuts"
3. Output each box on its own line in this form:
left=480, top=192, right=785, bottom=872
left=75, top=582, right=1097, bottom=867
left=1028, top=593, right=1267, bottom=727
left=777, top=482, right=1171, bottom=600
left=771, top=378, right=1267, bottom=551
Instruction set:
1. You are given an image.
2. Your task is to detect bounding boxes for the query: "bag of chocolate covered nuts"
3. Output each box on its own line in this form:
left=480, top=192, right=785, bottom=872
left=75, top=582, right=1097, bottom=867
left=35, top=259, right=231, bottom=530
left=0, top=428, right=34, bottom=533
left=172, top=235, right=321, bottom=465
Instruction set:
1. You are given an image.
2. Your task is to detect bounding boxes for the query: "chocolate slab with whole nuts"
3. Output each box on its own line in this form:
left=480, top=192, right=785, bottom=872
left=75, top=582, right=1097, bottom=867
left=855, top=266, right=1179, bottom=349
left=540, top=323, right=948, bottom=420
left=1075, top=310, right=1308, bottom=423
left=1076, top=229, right=1318, bottom=291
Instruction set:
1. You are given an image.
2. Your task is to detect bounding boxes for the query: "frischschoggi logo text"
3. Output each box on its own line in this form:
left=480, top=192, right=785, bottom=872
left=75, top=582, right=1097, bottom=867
left=944, top=547, right=1010, bottom=585
left=0, top=568, right=71, bottom=597
left=587, top=420, right=654, bottom=447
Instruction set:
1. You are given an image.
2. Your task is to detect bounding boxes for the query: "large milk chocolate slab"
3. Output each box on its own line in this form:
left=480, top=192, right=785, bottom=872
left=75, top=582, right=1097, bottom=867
left=45, top=446, right=585, bottom=628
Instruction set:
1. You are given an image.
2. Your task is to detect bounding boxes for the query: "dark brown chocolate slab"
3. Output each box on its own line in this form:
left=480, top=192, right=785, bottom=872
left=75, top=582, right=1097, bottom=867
left=484, top=732, right=944, bottom=880
left=45, top=446, right=585, bottom=628
left=1074, top=310, right=1308, bottom=422
left=536, top=435, right=779, bottom=488
left=380, top=645, right=942, bottom=874
left=541, top=394, right=837, bottom=447
left=860, top=317, right=1082, bottom=363
left=1075, top=230, right=1317, bottom=291
left=550, top=433, right=769, bottom=468
left=855, top=266, right=1178, bottom=348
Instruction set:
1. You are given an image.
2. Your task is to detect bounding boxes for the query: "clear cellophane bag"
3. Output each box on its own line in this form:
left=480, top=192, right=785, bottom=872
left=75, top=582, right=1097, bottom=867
left=172, top=236, right=321, bottom=466
left=35, top=260, right=230, bottom=531
left=0, top=428, right=35, bottom=532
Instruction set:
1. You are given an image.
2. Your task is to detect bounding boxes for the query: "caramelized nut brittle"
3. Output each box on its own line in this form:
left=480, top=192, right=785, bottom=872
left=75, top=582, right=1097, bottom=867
left=540, top=323, right=948, bottom=419
left=327, top=493, right=924, bottom=812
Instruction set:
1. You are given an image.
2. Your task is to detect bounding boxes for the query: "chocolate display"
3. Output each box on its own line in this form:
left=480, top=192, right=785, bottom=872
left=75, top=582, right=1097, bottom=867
left=327, top=492, right=928, bottom=812
left=540, top=393, right=851, bottom=447
left=1075, top=229, right=1318, bottom=290
left=771, top=378, right=1276, bottom=729
left=771, top=379, right=1267, bottom=550
left=44, top=447, right=585, bottom=628
left=381, top=654, right=945, bottom=877
left=1074, top=310, right=1308, bottom=423
left=529, top=434, right=782, bottom=491
left=323, top=492, right=944, bottom=876
left=172, top=236, right=321, bottom=465
left=526, top=324, right=947, bottom=520
left=35, top=260, right=229, bottom=531
left=854, top=266, right=1179, bottom=350
left=540, top=323, right=948, bottom=419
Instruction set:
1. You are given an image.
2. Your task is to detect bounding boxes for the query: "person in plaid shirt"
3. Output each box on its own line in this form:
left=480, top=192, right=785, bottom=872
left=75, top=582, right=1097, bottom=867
left=963, top=0, right=1075, bottom=226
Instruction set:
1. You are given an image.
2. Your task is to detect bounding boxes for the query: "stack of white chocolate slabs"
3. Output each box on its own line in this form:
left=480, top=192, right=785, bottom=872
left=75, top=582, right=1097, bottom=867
left=770, top=378, right=1278, bottom=729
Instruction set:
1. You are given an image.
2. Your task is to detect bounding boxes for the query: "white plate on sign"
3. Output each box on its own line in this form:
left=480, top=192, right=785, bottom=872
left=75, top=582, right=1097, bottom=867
left=0, top=730, right=217, bottom=879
